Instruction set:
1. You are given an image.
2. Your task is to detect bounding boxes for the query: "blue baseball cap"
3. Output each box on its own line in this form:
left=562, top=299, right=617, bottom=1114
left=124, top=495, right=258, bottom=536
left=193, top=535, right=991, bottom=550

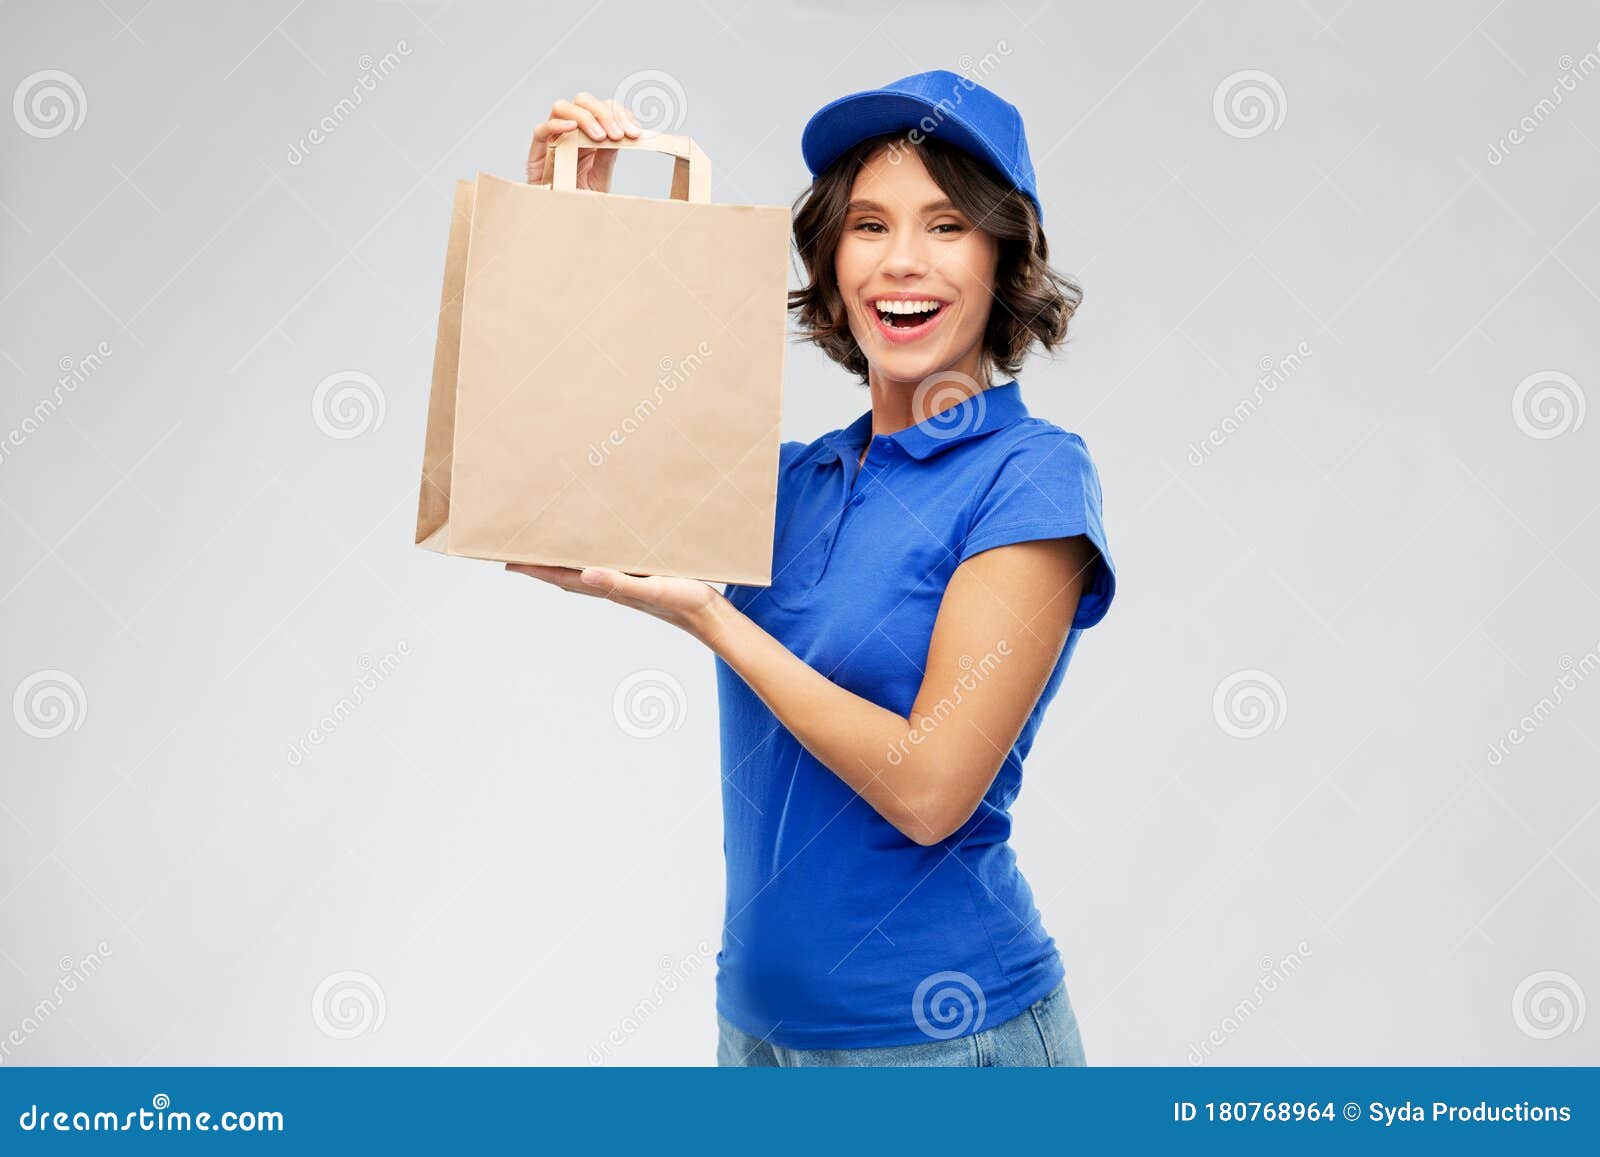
left=801, top=68, right=1043, bottom=224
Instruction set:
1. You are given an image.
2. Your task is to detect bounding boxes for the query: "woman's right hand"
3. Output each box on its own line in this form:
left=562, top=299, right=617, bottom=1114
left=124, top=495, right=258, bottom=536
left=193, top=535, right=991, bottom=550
left=526, top=92, right=642, bottom=191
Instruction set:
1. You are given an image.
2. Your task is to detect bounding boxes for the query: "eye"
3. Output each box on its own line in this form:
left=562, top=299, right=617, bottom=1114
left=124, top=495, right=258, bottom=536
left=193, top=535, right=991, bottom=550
left=932, top=222, right=965, bottom=234
left=852, top=220, right=887, bottom=233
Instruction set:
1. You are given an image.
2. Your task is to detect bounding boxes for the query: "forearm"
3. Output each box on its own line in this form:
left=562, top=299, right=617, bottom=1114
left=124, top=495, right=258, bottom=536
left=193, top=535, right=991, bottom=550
left=691, top=593, right=951, bottom=843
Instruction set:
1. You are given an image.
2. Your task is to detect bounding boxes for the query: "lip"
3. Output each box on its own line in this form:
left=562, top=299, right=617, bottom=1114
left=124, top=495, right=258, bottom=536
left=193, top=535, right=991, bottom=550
left=867, top=296, right=952, bottom=346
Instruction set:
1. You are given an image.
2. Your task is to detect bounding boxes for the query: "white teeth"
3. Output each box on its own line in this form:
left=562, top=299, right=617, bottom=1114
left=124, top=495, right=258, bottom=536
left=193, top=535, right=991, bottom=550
left=874, top=299, right=943, bottom=315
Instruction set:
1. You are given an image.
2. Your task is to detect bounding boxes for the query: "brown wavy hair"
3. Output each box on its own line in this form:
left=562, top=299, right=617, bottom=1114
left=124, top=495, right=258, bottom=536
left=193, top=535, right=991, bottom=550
left=787, top=132, right=1081, bottom=384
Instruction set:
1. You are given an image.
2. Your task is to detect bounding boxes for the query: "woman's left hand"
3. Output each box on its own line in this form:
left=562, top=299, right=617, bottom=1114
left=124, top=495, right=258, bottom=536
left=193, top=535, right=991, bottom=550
left=506, top=563, right=726, bottom=641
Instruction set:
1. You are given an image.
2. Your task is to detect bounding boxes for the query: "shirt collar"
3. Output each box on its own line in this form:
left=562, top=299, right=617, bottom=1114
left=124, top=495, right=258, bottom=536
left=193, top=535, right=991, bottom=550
left=823, top=380, right=1030, bottom=462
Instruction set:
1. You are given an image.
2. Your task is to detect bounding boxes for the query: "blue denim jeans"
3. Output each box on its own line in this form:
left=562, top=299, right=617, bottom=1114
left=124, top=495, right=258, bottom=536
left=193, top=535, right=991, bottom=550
left=715, top=979, right=1086, bottom=1067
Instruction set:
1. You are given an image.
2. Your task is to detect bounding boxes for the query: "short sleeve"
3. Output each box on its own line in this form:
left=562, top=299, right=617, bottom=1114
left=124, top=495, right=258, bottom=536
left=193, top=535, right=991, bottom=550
left=956, top=429, right=1116, bottom=629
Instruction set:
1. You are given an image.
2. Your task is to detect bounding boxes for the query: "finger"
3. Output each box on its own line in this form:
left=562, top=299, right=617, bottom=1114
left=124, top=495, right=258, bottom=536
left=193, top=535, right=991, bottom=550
left=527, top=119, right=578, bottom=181
left=505, top=562, right=561, bottom=584
left=506, top=562, right=594, bottom=593
left=572, top=91, right=625, bottom=139
left=551, top=98, right=609, bottom=141
left=577, top=580, right=661, bottom=616
left=579, top=567, right=662, bottom=603
left=577, top=566, right=627, bottom=597
left=607, top=98, right=641, bottom=138
left=509, top=563, right=655, bottom=611
left=531, top=118, right=579, bottom=144
left=590, top=146, right=620, bottom=185
left=507, top=561, right=581, bottom=577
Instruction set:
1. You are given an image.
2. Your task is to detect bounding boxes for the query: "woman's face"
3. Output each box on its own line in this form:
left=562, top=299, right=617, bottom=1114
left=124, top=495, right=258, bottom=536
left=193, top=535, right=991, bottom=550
left=834, top=146, right=999, bottom=390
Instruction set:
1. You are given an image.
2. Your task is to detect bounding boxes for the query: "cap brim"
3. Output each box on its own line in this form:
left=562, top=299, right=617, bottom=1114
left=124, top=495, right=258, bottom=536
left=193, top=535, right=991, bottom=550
left=800, top=90, right=1039, bottom=222
left=800, top=93, right=1011, bottom=183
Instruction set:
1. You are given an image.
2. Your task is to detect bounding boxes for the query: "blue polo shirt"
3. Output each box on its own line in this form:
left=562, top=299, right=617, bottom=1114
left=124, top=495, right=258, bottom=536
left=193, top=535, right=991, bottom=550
left=712, top=378, right=1117, bottom=1049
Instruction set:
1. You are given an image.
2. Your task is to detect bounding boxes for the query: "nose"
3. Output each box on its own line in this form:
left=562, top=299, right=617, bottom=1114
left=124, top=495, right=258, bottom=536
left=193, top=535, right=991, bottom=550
left=880, top=223, right=932, bottom=279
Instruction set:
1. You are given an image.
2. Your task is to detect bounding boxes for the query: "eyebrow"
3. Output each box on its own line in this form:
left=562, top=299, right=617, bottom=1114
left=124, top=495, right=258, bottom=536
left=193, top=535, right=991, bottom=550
left=845, top=198, right=960, bottom=215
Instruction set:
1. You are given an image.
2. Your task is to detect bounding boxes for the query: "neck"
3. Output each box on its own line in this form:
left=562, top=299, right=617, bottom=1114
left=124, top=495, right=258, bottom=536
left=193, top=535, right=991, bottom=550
left=862, top=354, right=994, bottom=446
left=857, top=355, right=997, bottom=464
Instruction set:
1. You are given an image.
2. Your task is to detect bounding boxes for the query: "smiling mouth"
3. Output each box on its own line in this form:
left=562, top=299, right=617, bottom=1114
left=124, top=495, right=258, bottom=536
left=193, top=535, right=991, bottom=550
left=873, top=299, right=947, bottom=329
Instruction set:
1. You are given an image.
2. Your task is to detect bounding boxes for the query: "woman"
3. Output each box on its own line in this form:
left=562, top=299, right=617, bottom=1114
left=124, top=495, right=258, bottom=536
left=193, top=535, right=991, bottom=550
left=513, top=71, right=1116, bottom=1067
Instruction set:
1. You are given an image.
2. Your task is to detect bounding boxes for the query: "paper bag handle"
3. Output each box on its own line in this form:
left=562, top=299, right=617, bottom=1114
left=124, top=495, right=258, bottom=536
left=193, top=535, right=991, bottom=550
left=541, top=132, right=712, bottom=204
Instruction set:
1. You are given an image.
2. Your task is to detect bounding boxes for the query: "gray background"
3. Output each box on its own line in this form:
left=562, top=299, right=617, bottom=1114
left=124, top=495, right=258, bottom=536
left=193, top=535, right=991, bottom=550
left=2, top=0, right=1597, bottom=1066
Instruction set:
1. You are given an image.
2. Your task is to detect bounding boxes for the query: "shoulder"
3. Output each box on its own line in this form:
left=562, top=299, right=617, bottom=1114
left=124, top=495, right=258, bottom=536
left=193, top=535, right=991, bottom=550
left=969, top=418, right=1104, bottom=508
left=779, top=438, right=817, bottom=472
left=774, top=437, right=819, bottom=492
left=958, top=418, right=1116, bottom=629
left=990, top=416, right=1094, bottom=459
left=775, top=428, right=844, bottom=490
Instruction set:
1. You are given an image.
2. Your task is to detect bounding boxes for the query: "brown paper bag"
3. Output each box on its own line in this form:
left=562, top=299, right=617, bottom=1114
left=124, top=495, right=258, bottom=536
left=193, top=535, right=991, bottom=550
left=414, top=133, right=788, bottom=585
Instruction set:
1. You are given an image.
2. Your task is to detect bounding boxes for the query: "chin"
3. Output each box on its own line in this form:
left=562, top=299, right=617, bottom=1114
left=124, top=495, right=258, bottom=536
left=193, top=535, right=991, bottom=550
left=875, top=348, right=965, bottom=385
